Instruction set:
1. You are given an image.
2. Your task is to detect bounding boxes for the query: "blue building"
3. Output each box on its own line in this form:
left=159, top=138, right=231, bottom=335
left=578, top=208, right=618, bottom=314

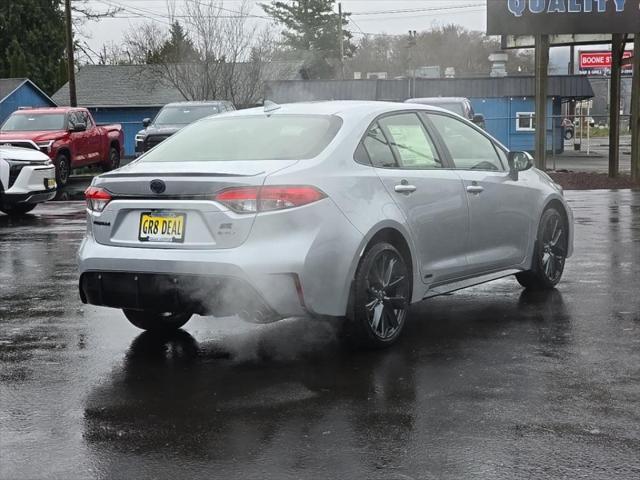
left=266, top=76, right=594, bottom=154
left=52, top=65, right=185, bottom=156
left=0, top=78, right=56, bottom=124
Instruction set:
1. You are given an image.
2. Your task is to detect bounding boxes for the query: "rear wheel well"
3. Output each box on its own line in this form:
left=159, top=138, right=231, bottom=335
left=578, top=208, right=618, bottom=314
left=109, top=140, right=120, bottom=152
left=365, top=228, right=413, bottom=288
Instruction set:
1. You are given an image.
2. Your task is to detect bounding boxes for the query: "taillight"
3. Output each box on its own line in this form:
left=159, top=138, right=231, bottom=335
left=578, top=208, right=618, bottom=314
left=215, top=186, right=326, bottom=213
left=85, top=186, right=112, bottom=212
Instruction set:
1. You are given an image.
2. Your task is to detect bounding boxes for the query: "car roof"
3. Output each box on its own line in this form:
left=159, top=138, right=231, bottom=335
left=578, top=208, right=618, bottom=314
left=405, top=97, right=469, bottom=104
left=11, top=107, right=80, bottom=114
left=217, top=100, right=452, bottom=120
left=163, top=101, right=230, bottom=107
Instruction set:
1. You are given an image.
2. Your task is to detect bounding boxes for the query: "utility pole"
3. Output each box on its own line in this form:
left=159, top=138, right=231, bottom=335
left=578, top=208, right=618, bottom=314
left=534, top=34, right=550, bottom=170
left=338, top=2, right=344, bottom=80
left=631, top=33, right=640, bottom=182
left=64, top=0, right=77, bottom=106
left=608, top=34, right=625, bottom=178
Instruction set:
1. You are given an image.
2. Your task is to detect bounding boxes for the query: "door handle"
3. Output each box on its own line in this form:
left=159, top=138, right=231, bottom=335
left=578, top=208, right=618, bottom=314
left=466, top=185, right=484, bottom=194
left=394, top=184, right=417, bottom=194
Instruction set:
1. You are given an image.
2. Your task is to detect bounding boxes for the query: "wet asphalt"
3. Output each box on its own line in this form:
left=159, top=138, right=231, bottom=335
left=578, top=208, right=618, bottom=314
left=1, top=190, right=639, bottom=480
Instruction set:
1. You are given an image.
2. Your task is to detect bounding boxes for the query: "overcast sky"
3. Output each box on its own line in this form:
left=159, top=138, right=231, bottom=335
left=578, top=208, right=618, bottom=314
left=78, top=0, right=489, bottom=52
left=77, top=0, right=632, bottom=72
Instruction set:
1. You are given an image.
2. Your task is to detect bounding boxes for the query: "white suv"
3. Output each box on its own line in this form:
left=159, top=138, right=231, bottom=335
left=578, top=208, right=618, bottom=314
left=0, top=146, right=57, bottom=216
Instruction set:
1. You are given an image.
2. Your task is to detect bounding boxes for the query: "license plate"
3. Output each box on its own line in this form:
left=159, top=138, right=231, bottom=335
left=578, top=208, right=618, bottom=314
left=44, top=178, right=56, bottom=189
left=138, top=212, right=186, bottom=243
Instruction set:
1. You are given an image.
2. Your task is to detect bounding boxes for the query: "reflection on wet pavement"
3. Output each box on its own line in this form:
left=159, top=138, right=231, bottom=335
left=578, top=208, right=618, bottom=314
left=1, top=191, right=639, bottom=479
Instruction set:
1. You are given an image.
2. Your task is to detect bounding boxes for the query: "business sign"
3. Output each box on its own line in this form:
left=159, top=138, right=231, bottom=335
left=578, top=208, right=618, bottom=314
left=580, top=50, right=633, bottom=72
left=487, top=0, right=640, bottom=35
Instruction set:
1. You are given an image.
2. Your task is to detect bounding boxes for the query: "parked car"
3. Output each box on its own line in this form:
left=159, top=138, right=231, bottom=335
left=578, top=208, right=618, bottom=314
left=405, top=97, right=485, bottom=128
left=0, top=107, right=124, bottom=186
left=0, top=145, right=56, bottom=216
left=78, top=101, right=573, bottom=348
left=135, top=101, right=235, bottom=155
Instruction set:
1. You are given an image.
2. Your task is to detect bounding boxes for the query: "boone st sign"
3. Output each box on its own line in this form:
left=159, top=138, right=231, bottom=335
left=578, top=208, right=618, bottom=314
left=487, top=0, right=640, bottom=35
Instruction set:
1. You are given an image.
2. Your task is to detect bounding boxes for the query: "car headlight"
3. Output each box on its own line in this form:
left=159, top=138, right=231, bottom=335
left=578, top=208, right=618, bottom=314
left=35, top=140, right=54, bottom=153
left=135, top=134, right=144, bottom=143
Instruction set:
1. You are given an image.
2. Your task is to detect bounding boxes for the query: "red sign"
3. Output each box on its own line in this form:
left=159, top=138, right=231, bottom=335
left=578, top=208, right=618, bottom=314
left=580, top=51, right=633, bottom=70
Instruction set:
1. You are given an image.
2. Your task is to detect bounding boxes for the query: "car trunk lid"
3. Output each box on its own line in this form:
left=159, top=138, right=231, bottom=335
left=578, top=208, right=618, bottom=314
left=91, top=160, right=297, bottom=249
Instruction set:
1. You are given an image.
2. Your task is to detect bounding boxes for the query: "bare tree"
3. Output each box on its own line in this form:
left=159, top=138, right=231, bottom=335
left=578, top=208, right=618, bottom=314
left=122, top=0, right=282, bottom=106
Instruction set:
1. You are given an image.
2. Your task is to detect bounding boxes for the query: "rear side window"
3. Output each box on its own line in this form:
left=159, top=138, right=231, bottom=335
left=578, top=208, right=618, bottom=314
left=363, top=124, right=397, bottom=168
left=141, top=114, right=343, bottom=162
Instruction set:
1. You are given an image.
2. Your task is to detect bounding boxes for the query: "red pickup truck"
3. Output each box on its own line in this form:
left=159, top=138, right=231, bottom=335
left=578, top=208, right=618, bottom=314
left=0, top=107, right=124, bottom=186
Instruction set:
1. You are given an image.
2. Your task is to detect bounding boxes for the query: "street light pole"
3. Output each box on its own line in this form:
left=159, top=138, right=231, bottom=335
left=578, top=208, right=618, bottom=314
left=64, top=0, right=77, bottom=107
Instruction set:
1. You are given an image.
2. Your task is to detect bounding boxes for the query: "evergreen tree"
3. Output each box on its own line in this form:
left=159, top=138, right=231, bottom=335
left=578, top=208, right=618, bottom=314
left=0, top=0, right=66, bottom=94
left=261, top=0, right=356, bottom=79
left=148, top=21, right=200, bottom=65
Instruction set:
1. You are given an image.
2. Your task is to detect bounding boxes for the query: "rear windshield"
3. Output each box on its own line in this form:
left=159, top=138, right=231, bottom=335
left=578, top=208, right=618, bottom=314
left=1, top=113, right=66, bottom=131
left=153, top=105, right=221, bottom=125
left=141, top=114, right=343, bottom=162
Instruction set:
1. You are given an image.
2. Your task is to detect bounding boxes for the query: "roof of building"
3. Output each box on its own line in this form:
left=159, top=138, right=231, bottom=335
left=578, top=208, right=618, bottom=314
left=409, top=75, right=595, bottom=99
left=0, top=78, right=56, bottom=105
left=52, top=65, right=186, bottom=108
left=266, top=75, right=595, bottom=103
left=52, top=62, right=304, bottom=108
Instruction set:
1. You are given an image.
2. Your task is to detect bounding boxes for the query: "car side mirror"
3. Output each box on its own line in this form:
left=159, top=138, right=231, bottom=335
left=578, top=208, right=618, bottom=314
left=71, top=121, right=87, bottom=132
left=142, top=118, right=151, bottom=128
left=507, top=151, right=534, bottom=180
left=472, top=114, right=485, bottom=125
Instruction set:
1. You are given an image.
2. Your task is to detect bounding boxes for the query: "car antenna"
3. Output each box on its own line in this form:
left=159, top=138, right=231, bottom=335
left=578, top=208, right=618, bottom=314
left=263, top=100, right=281, bottom=115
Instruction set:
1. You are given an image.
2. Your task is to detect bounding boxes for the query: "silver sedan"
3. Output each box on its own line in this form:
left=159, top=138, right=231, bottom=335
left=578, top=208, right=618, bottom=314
left=78, top=101, right=573, bottom=347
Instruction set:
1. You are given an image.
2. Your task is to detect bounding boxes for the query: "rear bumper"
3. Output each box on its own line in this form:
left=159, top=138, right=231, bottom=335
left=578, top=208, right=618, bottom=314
left=77, top=199, right=364, bottom=318
left=79, top=271, right=278, bottom=322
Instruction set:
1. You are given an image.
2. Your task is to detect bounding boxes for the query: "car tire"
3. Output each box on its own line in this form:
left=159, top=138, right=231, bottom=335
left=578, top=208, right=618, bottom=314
left=0, top=203, right=37, bottom=216
left=122, top=309, right=192, bottom=332
left=564, top=129, right=574, bottom=140
left=102, top=146, right=120, bottom=172
left=516, top=207, right=568, bottom=290
left=55, top=153, right=71, bottom=186
left=344, top=241, right=411, bottom=348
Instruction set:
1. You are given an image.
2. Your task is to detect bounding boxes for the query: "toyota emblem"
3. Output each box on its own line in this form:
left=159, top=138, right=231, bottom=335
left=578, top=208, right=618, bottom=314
left=150, top=179, right=166, bottom=194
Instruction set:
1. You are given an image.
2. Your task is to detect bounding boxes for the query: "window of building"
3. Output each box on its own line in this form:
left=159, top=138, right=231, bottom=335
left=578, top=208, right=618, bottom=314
left=516, top=112, right=536, bottom=132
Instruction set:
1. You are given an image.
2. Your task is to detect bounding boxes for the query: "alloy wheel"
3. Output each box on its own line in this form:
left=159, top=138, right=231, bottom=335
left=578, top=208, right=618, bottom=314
left=541, top=213, right=566, bottom=283
left=364, top=250, right=409, bottom=341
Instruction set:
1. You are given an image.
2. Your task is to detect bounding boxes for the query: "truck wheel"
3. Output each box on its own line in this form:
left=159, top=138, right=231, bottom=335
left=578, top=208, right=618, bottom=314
left=102, top=146, right=120, bottom=172
left=123, top=309, right=192, bottom=332
left=564, top=129, right=574, bottom=140
left=0, top=203, right=37, bottom=216
left=55, top=153, right=70, bottom=186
